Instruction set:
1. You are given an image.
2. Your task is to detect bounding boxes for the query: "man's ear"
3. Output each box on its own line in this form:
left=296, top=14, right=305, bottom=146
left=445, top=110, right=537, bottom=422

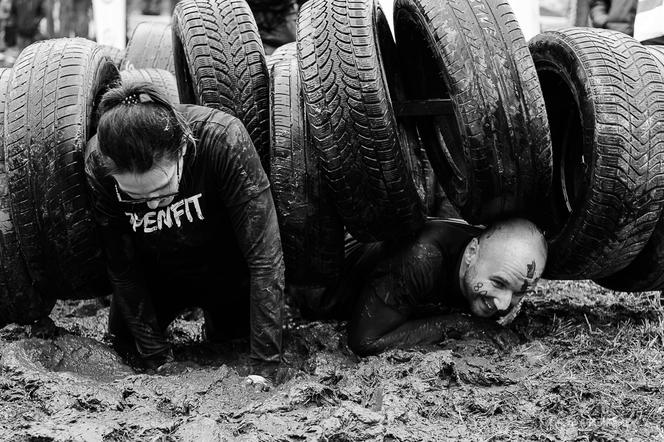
left=464, top=237, right=479, bottom=265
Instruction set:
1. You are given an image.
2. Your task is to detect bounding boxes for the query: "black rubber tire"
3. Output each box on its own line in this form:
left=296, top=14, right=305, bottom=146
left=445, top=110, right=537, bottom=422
left=121, top=22, right=175, bottom=75
left=393, top=0, right=553, bottom=225
left=593, top=45, right=664, bottom=291
left=269, top=43, right=344, bottom=290
left=5, top=38, right=119, bottom=300
left=266, top=41, right=296, bottom=73
left=172, top=0, right=270, bottom=171
left=529, top=28, right=664, bottom=280
left=297, top=0, right=425, bottom=242
left=120, top=68, right=180, bottom=104
left=0, top=68, right=55, bottom=326
left=595, top=222, right=664, bottom=292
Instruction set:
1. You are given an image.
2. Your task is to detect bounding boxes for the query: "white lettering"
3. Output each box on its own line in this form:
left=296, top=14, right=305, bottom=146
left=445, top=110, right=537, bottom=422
left=157, top=208, right=172, bottom=229
left=171, top=199, right=186, bottom=227
left=143, top=211, right=157, bottom=233
left=125, top=212, right=138, bottom=232
left=124, top=193, right=205, bottom=233
left=184, top=195, right=193, bottom=222
left=189, top=193, right=205, bottom=220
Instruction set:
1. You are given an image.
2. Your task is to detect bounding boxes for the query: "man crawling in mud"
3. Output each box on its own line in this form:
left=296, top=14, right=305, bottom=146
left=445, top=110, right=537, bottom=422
left=299, top=218, right=547, bottom=356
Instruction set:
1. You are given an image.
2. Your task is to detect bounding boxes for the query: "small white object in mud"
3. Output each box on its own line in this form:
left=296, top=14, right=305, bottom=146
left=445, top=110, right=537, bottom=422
left=244, top=374, right=271, bottom=391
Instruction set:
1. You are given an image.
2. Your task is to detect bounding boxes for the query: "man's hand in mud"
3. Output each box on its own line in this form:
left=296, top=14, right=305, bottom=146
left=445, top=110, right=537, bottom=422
left=440, top=314, right=522, bottom=350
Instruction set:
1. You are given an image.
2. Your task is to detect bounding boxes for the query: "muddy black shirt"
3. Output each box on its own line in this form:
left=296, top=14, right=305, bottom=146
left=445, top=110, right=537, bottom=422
left=346, top=219, right=482, bottom=356
left=85, top=104, right=284, bottom=363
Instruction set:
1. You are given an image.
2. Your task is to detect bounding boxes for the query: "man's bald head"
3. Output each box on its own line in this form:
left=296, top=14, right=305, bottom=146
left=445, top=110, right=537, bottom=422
left=478, top=218, right=548, bottom=270
left=459, top=218, right=548, bottom=317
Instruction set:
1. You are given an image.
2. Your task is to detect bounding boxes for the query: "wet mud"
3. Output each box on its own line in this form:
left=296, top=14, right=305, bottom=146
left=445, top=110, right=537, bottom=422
left=0, top=281, right=663, bottom=441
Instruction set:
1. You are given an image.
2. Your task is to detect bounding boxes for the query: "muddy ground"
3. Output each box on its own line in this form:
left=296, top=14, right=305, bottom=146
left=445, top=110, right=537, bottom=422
left=0, top=280, right=662, bottom=441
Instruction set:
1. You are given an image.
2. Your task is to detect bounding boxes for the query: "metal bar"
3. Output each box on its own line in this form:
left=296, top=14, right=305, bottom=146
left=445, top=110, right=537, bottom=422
left=393, top=98, right=454, bottom=117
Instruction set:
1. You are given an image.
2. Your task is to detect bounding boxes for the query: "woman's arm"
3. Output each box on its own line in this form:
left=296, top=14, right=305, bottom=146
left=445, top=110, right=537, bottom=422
left=212, top=118, right=285, bottom=363
left=85, top=136, right=171, bottom=366
left=227, top=190, right=285, bottom=363
left=99, top=226, right=173, bottom=365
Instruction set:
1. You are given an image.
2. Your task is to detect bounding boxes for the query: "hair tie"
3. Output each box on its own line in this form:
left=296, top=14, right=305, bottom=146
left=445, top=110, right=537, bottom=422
left=122, top=94, right=140, bottom=106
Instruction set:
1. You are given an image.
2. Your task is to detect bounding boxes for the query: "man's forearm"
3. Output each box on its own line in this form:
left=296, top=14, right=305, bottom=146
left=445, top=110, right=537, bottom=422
left=351, top=314, right=503, bottom=357
left=351, top=316, right=450, bottom=356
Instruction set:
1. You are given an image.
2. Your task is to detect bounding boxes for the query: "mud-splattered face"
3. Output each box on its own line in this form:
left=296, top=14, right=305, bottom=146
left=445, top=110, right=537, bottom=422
left=461, top=237, right=542, bottom=318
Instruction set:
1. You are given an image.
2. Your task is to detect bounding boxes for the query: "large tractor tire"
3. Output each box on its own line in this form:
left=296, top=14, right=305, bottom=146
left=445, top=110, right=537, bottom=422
left=0, top=68, right=55, bottom=326
left=297, top=0, right=425, bottom=242
left=121, top=22, right=175, bottom=75
left=120, top=68, right=180, bottom=104
left=269, top=43, right=345, bottom=317
left=4, top=38, right=119, bottom=300
left=172, top=0, right=270, bottom=171
left=393, top=0, right=553, bottom=225
left=530, top=28, right=664, bottom=280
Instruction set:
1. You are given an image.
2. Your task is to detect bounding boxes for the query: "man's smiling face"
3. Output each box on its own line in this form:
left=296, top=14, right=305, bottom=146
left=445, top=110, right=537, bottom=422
left=459, top=219, right=546, bottom=318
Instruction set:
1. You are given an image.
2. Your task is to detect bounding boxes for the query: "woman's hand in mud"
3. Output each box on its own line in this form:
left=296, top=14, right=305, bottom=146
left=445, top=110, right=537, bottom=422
left=247, top=359, right=299, bottom=385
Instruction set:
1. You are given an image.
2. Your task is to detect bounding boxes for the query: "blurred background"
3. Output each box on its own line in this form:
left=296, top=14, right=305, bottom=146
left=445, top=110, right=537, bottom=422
left=0, top=0, right=640, bottom=68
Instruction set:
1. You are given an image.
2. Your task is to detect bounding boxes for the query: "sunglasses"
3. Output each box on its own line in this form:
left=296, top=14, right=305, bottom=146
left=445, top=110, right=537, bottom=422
left=114, top=155, right=182, bottom=205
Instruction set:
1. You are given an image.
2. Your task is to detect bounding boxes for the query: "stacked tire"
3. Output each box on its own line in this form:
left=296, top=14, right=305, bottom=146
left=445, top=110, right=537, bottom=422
left=0, top=67, right=54, bottom=326
left=0, top=38, right=120, bottom=327
left=297, top=0, right=427, bottom=242
left=591, top=43, right=664, bottom=291
left=268, top=42, right=345, bottom=318
left=172, top=0, right=270, bottom=171
left=529, top=29, right=664, bottom=281
left=392, top=0, right=553, bottom=226
left=122, top=22, right=175, bottom=75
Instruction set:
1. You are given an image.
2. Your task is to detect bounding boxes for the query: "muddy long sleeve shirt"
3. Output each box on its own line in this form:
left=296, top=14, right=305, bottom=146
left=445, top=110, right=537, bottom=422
left=85, top=105, right=285, bottom=364
left=345, top=220, right=482, bottom=356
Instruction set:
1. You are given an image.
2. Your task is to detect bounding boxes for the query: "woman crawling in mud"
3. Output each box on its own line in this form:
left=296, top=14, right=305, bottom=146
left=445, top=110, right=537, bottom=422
left=300, top=217, right=549, bottom=356
left=84, top=82, right=284, bottom=373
